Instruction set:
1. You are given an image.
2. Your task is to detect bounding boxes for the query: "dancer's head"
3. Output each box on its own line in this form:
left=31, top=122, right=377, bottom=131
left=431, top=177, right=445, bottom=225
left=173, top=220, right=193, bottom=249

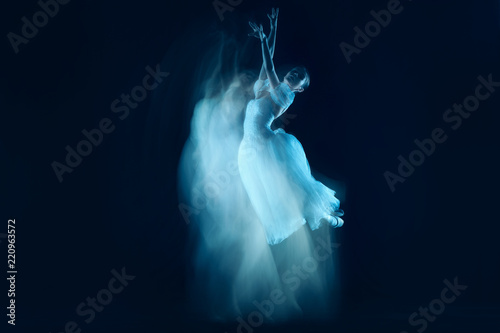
left=284, top=66, right=310, bottom=93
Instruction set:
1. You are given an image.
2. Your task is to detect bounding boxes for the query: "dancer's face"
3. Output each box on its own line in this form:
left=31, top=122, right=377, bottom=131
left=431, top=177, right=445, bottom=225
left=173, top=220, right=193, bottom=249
left=284, top=67, right=307, bottom=92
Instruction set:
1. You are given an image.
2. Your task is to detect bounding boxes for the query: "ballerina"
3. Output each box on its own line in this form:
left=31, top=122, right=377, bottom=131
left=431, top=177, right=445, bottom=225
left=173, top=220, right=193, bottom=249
left=178, top=8, right=343, bottom=320
left=238, top=9, right=344, bottom=245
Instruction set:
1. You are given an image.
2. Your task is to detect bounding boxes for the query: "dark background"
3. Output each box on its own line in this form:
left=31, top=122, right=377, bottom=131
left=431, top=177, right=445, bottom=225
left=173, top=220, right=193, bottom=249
left=1, top=0, right=499, bottom=332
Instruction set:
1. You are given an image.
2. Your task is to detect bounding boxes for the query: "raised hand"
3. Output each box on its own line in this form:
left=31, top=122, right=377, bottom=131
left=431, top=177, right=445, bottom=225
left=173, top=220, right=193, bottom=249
left=267, top=8, right=279, bottom=28
left=248, top=21, right=260, bottom=39
left=248, top=22, right=266, bottom=41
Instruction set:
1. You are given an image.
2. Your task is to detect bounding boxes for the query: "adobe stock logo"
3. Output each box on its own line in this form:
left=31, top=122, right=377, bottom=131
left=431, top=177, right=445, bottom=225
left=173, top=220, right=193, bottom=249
left=212, top=0, right=243, bottom=21
left=384, top=73, right=499, bottom=192
left=51, top=64, right=169, bottom=182
left=339, top=0, right=409, bottom=64
left=400, top=277, right=467, bottom=333
left=228, top=238, right=340, bottom=333
left=49, top=267, right=135, bottom=333
left=7, top=0, right=72, bottom=54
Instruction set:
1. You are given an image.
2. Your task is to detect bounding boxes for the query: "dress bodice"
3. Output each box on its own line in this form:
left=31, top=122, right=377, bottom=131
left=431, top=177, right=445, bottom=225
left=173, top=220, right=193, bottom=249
left=243, top=79, right=295, bottom=138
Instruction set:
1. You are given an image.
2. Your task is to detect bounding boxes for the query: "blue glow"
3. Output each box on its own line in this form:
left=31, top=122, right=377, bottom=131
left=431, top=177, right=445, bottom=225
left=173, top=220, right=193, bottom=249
left=178, top=35, right=343, bottom=321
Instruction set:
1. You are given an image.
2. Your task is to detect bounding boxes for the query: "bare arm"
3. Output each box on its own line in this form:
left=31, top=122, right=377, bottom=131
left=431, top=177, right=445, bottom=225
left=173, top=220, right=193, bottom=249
left=258, top=26, right=279, bottom=89
left=258, top=9, right=278, bottom=80
left=248, top=9, right=279, bottom=80
left=257, top=28, right=276, bottom=80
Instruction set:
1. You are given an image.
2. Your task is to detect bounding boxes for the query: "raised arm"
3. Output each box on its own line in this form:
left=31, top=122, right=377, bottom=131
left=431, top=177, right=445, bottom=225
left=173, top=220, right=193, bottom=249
left=248, top=8, right=279, bottom=81
left=260, top=9, right=278, bottom=80
left=249, top=22, right=279, bottom=89
left=257, top=25, right=279, bottom=89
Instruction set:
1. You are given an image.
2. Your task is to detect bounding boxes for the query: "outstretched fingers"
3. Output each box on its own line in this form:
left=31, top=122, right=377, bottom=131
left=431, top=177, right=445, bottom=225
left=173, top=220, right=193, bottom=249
left=268, top=8, right=279, bottom=24
left=248, top=21, right=260, bottom=38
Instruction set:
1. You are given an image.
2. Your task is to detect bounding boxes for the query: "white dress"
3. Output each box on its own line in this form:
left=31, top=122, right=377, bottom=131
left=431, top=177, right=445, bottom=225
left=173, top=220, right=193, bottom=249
left=179, top=73, right=342, bottom=320
left=238, top=79, right=344, bottom=245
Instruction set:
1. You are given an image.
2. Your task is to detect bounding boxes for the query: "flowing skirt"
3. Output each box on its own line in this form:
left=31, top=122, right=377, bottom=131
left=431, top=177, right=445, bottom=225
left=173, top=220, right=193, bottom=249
left=238, top=128, right=343, bottom=245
